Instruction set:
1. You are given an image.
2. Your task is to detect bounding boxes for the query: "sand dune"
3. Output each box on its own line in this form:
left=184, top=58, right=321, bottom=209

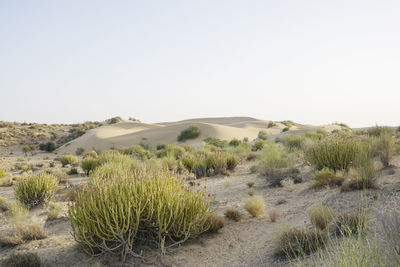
left=57, top=117, right=340, bottom=154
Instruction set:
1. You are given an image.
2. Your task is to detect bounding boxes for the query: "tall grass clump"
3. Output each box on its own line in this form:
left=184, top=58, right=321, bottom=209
left=244, top=195, right=265, bottom=217
left=68, top=167, right=214, bottom=261
left=376, top=132, right=396, bottom=167
left=122, top=145, right=154, bottom=160
left=81, top=157, right=99, bottom=175
left=59, top=154, right=78, bottom=167
left=15, top=173, right=58, bottom=208
left=75, top=147, right=85, bottom=156
left=282, top=135, right=306, bottom=151
left=177, top=125, right=201, bottom=142
left=304, top=137, right=358, bottom=171
left=308, top=204, right=335, bottom=230
left=312, top=168, right=344, bottom=188
left=256, top=143, right=293, bottom=177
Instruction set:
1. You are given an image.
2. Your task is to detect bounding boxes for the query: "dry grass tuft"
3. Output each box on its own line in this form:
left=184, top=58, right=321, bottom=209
left=269, top=209, right=280, bottom=222
left=308, top=204, right=335, bottom=230
left=47, top=202, right=62, bottom=220
left=206, top=213, right=225, bottom=233
left=224, top=208, right=242, bottom=222
left=3, top=252, right=41, bottom=267
left=246, top=181, right=255, bottom=188
left=244, top=195, right=265, bottom=217
left=335, top=209, right=368, bottom=236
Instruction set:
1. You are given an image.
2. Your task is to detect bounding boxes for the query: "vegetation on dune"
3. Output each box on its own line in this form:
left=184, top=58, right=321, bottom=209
left=39, top=141, right=56, bottom=152
left=178, top=125, right=201, bottom=142
left=59, top=154, right=78, bottom=167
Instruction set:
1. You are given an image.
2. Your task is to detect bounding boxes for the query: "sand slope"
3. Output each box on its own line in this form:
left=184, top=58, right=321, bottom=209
left=57, top=117, right=341, bottom=154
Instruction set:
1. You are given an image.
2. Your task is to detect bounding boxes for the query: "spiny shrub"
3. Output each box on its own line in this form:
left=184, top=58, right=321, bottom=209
left=275, top=228, right=327, bottom=259
left=376, top=132, right=396, bottom=167
left=39, top=141, right=56, bottom=152
left=3, top=253, right=41, bottom=267
left=203, top=137, right=228, bottom=148
left=205, top=213, right=225, bottom=233
left=335, top=209, right=368, bottom=236
left=0, top=167, right=6, bottom=178
left=177, top=125, right=201, bottom=142
left=244, top=195, right=265, bottom=217
left=312, top=168, right=344, bottom=188
left=122, top=145, right=154, bottom=160
left=304, top=137, right=358, bottom=171
left=15, top=173, right=58, bottom=208
left=228, top=142, right=251, bottom=159
left=81, top=157, right=99, bottom=175
left=68, top=168, right=213, bottom=260
left=308, top=204, right=335, bottom=230
left=59, top=154, right=78, bottom=167
left=205, top=152, right=229, bottom=175
left=75, top=147, right=85, bottom=156
left=229, top=138, right=241, bottom=147
left=224, top=208, right=242, bottom=222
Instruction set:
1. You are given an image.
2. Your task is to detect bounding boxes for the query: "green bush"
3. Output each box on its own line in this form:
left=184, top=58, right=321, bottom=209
left=107, top=116, right=122, bottom=124
left=256, top=143, right=292, bottom=176
left=253, top=140, right=265, bottom=151
left=304, top=137, right=358, bottom=171
left=268, top=121, right=276, bottom=128
left=68, top=168, right=213, bottom=259
left=3, top=253, right=41, bottom=267
left=275, top=228, right=327, bottom=259
left=156, top=144, right=166, bottom=150
left=15, top=173, right=58, bottom=208
left=282, top=127, right=290, bottom=133
left=258, top=131, right=267, bottom=140
left=177, top=125, right=201, bottom=142
left=39, top=141, right=56, bottom=152
left=59, top=154, right=78, bottom=167
left=282, top=135, right=306, bottom=151
left=0, top=168, right=6, bottom=178
left=81, top=157, right=99, bottom=175
left=157, top=144, right=186, bottom=159
left=122, top=145, right=154, bottom=160
left=203, top=137, right=228, bottom=148
left=308, top=204, right=335, bottom=230
left=226, top=154, right=238, bottom=171
left=75, top=147, right=85, bottom=156
left=229, top=138, right=241, bottom=147
left=376, top=132, right=396, bottom=167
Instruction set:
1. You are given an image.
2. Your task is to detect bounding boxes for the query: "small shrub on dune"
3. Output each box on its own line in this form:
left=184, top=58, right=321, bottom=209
left=282, top=127, right=290, bottom=133
left=226, top=154, right=238, bottom=171
left=224, top=208, right=242, bottom=222
left=75, top=147, right=85, bottom=156
left=81, top=157, right=99, bottom=175
left=68, top=168, right=213, bottom=260
left=304, top=137, right=358, bottom=171
left=305, top=131, right=326, bottom=141
left=376, top=132, right=397, bottom=167
left=59, top=154, right=78, bottom=167
left=253, top=140, right=265, bottom=151
left=311, top=168, right=344, bottom=188
left=84, top=150, right=98, bottom=159
left=256, top=143, right=293, bottom=179
left=282, top=135, right=306, bottom=151
left=228, top=142, right=251, bottom=159
left=107, top=116, right=122, bottom=124
left=308, top=204, right=335, bottom=230
left=244, top=195, right=265, bottom=217
left=367, top=126, right=393, bottom=137
left=161, top=154, right=178, bottom=171
left=177, top=125, right=201, bottom=142
left=0, top=167, right=6, bottom=178
left=206, top=213, right=225, bottom=233
left=15, top=173, right=58, bottom=208
left=258, top=131, right=267, bottom=140
left=203, top=137, right=228, bottom=148
left=17, top=221, right=47, bottom=241
left=229, top=138, right=241, bottom=147
left=122, top=145, right=154, bottom=160
left=157, top=144, right=186, bottom=159
left=269, top=209, right=280, bottom=222
left=3, top=253, right=41, bottom=267
left=268, top=121, right=277, bottom=128
left=39, top=141, right=56, bottom=152
left=205, top=152, right=228, bottom=175
left=98, top=150, right=132, bottom=165
left=275, top=228, right=327, bottom=259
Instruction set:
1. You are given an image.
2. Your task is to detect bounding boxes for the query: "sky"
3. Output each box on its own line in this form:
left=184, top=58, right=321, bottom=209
left=0, top=1, right=399, bottom=128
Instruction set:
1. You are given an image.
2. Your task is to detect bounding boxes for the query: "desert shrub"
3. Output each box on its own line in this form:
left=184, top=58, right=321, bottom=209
left=228, top=142, right=251, bottom=159
left=224, top=208, right=242, bottom=222
left=193, top=160, right=208, bottom=178
left=122, top=145, right=154, bottom=160
left=22, top=145, right=35, bottom=155
left=380, top=208, right=400, bottom=263
left=282, top=135, right=306, bottom=151
left=0, top=197, right=9, bottom=211
left=376, top=132, right=396, bottom=167
left=45, top=169, right=69, bottom=184
left=269, top=209, right=280, bottom=222
left=59, top=154, right=78, bottom=167
left=15, top=173, right=58, bottom=208
left=156, top=144, right=166, bottom=150
left=180, top=153, right=196, bottom=172
left=7, top=201, right=29, bottom=226
left=367, top=126, right=393, bottom=137
left=256, top=143, right=293, bottom=177
left=160, top=154, right=178, bottom=171
left=246, top=153, right=257, bottom=161
left=107, top=116, right=122, bottom=124
left=275, top=228, right=327, bottom=259
left=68, top=168, right=79, bottom=175
left=0, top=167, right=6, bottom=178
left=304, top=137, right=358, bottom=171
left=81, top=157, right=99, bottom=175
left=282, top=127, right=290, bottom=132
left=312, top=168, right=344, bottom=188
left=205, top=213, right=225, bottom=233
left=247, top=181, right=255, bottom=188
left=205, top=152, right=228, bottom=175
left=268, top=121, right=277, bottom=128
left=335, top=209, right=368, bottom=236
left=253, top=140, right=265, bottom=151
left=308, top=204, right=335, bottom=230
left=3, top=253, right=41, bottom=267
left=203, top=137, right=227, bottom=148
left=17, top=221, right=47, bottom=240
left=157, top=144, right=186, bottom=159
left=248, top=189, right=255, bottom=196
left=39, top=141, right=56, bottom=152
left=229, top=138, right=241, bottom=147
left=177, top=125, right=201, bottom=142
left=258, top=131, right=267, bottom=140
left=15, top=163, right=31, bottom=172
left=305, top=131, right=326, bottom=141
left=98, top=150, right=133, bottom=165
left=244, top=195, right=265, bottom=217
left=84, top=150, right=98, bottom=159
left=68, top=168, right=213, bottom=259
left=47, top=202, right=61, bottom=220
left=75, top=147, right=85, bottom=156
left=226, top=154, right=238, bottom=171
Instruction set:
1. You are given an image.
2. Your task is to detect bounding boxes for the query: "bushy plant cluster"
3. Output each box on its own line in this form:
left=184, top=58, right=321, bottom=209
left=15, top=173, right=58, bottom=208
left=0, top=167, right=6, bottom=178
left=59, top=154, right=78, bottom=167
left=69, top=167, right=214, bottom=260
left=122, top=145, right=154, bottom=160
left=177, top=125, right=201, bottom=142
left=39, top=141, right=56, bottom=152
left=203, top=137, right=228, bottom=148
left=254, top=143, right=293, bottom=177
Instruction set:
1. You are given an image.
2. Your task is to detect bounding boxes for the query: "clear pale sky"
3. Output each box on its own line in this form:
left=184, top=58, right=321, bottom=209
left=1, top=1, right=399, bottom=127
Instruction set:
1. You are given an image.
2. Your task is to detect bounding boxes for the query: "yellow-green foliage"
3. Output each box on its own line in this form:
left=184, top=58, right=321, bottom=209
left=312, top=168, right=344, bottom=187
left=177, top=125, right=201, bottom=142
left=0, top=167, right=6, bottom=178
left=0, top=196, right=8, bottom=211
left=244, top=195, right=265, bottom=217
left=227, top=142, right=251, bottom=159
left=59, top=154, right=78, bottom=167
left=256, top=143, right=292, bottom=176
left=15, top=173, right=58, bottom=208
left=68, top=168, right=213, bottom=259
left=47, top=202, right=61, bottom=220
left=121, top=145, right=154, bottom=160
left=376, top=132, right=396, bottom=167
left=308, top=204, right=335, bottom=230
left=253, top=140, right=266, bottom=151
left=275, top=228, right=327, bottom=259
left=157, top=144, right=186, bottom=159
left=81, top=157, right=99, bottom=175
left=282, top=135, right=306, bottom=151
left=304, top=137, right=358, bottom=171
